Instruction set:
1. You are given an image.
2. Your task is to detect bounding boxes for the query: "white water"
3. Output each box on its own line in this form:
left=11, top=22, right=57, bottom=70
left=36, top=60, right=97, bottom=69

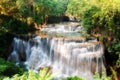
left=8, top=22, right=106, bottom=80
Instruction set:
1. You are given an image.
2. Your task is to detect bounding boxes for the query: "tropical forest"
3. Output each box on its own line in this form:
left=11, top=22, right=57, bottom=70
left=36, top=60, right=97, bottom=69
left=0, top=0, right=120, bottom=80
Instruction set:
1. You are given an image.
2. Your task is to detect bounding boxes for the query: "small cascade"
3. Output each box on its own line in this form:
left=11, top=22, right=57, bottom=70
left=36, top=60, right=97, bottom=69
left=8, top=22, right=106, bottom=80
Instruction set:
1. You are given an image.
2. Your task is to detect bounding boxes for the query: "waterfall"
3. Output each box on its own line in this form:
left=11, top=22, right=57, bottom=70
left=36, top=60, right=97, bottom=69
left=8, top=22, right=106, bottom=80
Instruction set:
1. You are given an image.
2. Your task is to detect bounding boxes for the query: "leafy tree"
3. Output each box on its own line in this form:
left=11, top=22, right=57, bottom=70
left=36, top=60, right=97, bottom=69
left=0, top=0, right=17, bottom=16
left=0, top=0, right=69, bottom=24
left=67, top=0, right=120, bottom=78
left=67, top=0, right=120, bottom=37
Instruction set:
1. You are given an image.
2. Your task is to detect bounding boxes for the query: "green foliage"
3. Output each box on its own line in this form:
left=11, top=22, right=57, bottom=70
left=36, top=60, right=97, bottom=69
left=0, top=58, right=9, bottom=73
left=66, top=76, right=85, bottom=80
left=66, top=73, right=112, bottom=80
left=16, top=0, right=30, bottom=17
left=0, top=0, right=70, bottom=32
left=67, top=0, right=120, bottom=36
left=110, top=67, right=117, bottom=80
left=107, top=39, right=120, bottom=69
left=15, top=0, right=69, bottom=23
left=93, top=73, right=111, bottom=80
left=0, top=58, right=24, bottom=79
left=0, top=0, right=17, bottom=16
left=82, top=5, right=100, bottom=31
left=32, top=0, right=69, bottom=23
left=3, top=67, right=54, bottom=80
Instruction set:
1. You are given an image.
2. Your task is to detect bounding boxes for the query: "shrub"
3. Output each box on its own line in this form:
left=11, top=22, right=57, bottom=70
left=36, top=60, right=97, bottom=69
left=93, top=73, right=111, bottom=80
left=3, top=67, right=54, bottom=80
left=0, top=58, right=24, bottom=79
left=66, top=76, right=85, bottom=80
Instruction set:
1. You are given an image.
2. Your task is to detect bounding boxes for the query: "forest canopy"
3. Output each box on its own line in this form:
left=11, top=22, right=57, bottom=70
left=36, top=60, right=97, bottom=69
left=0, top=0, right=69, bottom=23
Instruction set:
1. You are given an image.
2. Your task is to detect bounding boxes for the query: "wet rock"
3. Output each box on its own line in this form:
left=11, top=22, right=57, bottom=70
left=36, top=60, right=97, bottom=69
left=14, top=34, right=37, bottom=41
left=61, top=16, right=69, bottom=22
left=46, top=16, right=70, bottom=24
left=47, top=16, right=61, bottom=24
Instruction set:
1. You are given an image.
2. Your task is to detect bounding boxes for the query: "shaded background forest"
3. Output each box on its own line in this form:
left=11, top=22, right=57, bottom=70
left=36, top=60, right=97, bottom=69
left=0, top=0, right=120, bottom=79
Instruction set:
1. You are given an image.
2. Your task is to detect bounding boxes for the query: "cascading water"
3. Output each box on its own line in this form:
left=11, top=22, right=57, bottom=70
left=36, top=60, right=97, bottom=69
left=8, top=22, right=106, bottom=80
